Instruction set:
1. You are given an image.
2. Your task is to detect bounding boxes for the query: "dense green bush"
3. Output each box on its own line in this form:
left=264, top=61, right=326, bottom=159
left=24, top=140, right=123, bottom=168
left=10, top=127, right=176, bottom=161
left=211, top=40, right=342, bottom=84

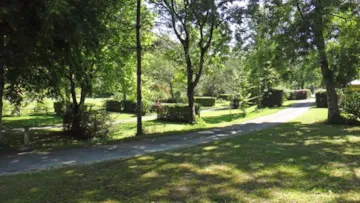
left=261, top=89, right=284, bottom=108
left=315, top=91, right=327, bottom=108
left=284, top=90, right=296, bottom=100
left=54, top=102, right=69, bottom=115
left=157, top=103, right=200, bottom=123
left=106, top=100, right=122, bottom=112
left=295, top=89, right=311, bottom=100
left=122, top=100, right=137, bottom=113
left=285, top=89, right=311, bottom=100
left=343, top=91, right=360, bottom=120
left=63, top=108, right=112, bottom=140
left=218, top=94, right=234, bottom=101
left=122, top=100, right=151, bottom=115
left=194, top=97, right=216, bottom=107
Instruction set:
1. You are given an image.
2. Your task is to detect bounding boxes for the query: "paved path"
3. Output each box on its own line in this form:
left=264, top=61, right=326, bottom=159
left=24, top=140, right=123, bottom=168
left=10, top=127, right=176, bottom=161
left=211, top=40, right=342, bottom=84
left=0, top=100, right=313, bottom=175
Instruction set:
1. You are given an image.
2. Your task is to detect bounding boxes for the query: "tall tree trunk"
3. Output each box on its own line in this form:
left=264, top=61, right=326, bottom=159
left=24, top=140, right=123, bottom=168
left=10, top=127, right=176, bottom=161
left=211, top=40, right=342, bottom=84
left=69, top=72, right=81, bottom=136
left=0, top=34, right=5, bottom=140
left=169, top=82, right=176, bottom=103
left=187, top=81, right=195, bottom=124
left=320, top=57, right=341, bottom=123
left=136, top=0, right=143, bottom=136
left=313, top=0, right=341, bottom=123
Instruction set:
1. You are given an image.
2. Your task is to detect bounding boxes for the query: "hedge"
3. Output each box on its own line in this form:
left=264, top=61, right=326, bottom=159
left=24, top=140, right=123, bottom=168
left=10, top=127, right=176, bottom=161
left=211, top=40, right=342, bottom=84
left=157, top=103, right=200, bottom=123
left=122, top=100, right=137, bottom=113
left=54, top=102, right=69, bottom=116
left=122, top=100, right=151, bottom=115
left=194, top=97, right=216, bottom=107
left=285, top=89, right=311, bottom=100
left=261, top=89, right=284, bottom=108
left=218, top=94, right=234, bottom=101
left=295, top=89, right=311, bottom=100
left=315, top=91, right=327, bottom=108
left=106, top=100, right=122, bottom=112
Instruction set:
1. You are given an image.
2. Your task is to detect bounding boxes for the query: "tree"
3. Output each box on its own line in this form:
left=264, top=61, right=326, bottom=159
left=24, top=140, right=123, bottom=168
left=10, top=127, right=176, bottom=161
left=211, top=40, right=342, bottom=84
left=254, top=0, right=360, bottom=123
left=151, top=0, right=232, bottom=123
left=145, top=37, right=186, bottom=102
left=40, top=0, right=153, bottom=138
left=136, top=0, right=143, bottom=135
left=0, top=0, right=48, bottom=139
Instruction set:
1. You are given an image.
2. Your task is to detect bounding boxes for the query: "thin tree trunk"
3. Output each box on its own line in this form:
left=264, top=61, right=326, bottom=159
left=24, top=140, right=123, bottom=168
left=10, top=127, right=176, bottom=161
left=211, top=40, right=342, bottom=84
left=169, top=82, right=176, bottom=103
left=187, top=82, right=195, bottom=124
left=0, top=34, right=5, bottom=140
left=69, top=72, right=81, bottom=135
left=136, top=0, right=143, bottom=136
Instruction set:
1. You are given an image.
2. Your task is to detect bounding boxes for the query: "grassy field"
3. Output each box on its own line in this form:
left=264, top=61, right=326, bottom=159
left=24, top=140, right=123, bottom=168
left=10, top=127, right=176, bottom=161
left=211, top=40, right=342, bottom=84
left=0, top=108, right=359, bottom=202
left=0, top=100, right=299, bottom=151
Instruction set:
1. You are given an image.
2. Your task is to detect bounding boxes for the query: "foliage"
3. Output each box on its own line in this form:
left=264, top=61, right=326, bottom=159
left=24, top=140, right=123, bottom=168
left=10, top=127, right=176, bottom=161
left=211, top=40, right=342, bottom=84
left=63, top=108, right=112, bottom=140
left=122, top=100, right=151, bottom=115
left=122, top=100, right=137, bottom=114
left=315, top=91, right=328, bottom=108
left=286, top=89, right=311, bottom=100
left=156, top=103, right=201, bottom=123
left=106, top=100, right=122, bottom=113
left=194, top=97, right=216, bottom=107
left=54, top=102, right=68, bottom=116
left=150, top=0, right=233, bottom=123
left=231, top=93, right=253, bottom=116
left=261, top=89, right=284, bottom=108
left=343, top=92, right=360, bottom=120
left=218, top=94, right=234, bottom=101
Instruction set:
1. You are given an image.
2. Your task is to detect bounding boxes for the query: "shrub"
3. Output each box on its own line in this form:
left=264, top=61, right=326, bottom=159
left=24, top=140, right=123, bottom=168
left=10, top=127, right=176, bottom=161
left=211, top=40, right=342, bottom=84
left=159, top=98, right=177, bottom=103
left=54, top=102, right=70, bottom=116
left=315, top=91, right=327, bottom=108
left=218, top=94, right=234, bottom=101
left=295, top=89, right=311, bottom=100
left=63, top=108, right=112, bottom=140
left=157, top=103, right=201, bottom=123
left=343, top=91, right=360, bottom=120
left=261, top=89, right=284, bottom=108
left=122, top=100, right=137, bottom=113
left=194, top=97, right=216, bottom=107
left=284, top=90, right=296, bottom=100
left=106, top=100, right=122, bottom=112
left=122, top=100, right=151, bottom=115
left=285, top=89, right=311, bottom=100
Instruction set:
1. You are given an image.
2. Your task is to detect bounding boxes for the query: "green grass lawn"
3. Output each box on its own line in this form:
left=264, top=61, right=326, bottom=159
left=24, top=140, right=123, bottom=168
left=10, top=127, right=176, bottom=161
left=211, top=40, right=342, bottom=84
left=2, top=115, right=62, bottom=128
left=0, top=109, right=359, bottom=202
left=0, top=100, right=301, bottom=151
left=111, top=105, right=280, bottom=140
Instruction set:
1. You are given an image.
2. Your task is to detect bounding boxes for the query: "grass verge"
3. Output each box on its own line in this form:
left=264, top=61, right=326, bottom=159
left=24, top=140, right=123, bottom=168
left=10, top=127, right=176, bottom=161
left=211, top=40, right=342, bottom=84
left=0, top=108, right=359, bottom=202
left=1, top=100, right=301, bottom=151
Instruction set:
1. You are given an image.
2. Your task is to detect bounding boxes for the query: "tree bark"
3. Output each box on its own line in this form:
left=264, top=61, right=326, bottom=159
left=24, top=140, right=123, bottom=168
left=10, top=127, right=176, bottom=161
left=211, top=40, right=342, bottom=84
left=136, top=0, right=143, bottom=136
left=0, top=34, right=5, bottom=140
left=184, top=45, right=195, bottom=124
left=169, top=82, right=176, bottom=103
left=69, top=72, right=81, bottom=137
left=313, top=0, right=341, bottom=123
left=187, top=81, right=195, bottom=124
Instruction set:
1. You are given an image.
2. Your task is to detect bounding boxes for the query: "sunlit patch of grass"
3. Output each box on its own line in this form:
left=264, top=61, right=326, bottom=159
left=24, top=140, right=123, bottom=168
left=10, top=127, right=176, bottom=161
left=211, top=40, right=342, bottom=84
left=0, top=108, right=359, bottom=202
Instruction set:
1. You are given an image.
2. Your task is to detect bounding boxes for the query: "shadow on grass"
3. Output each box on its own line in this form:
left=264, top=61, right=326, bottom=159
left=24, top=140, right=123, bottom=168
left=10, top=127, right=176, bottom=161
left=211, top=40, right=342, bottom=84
left=0, top=121, right=359, bottom=202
